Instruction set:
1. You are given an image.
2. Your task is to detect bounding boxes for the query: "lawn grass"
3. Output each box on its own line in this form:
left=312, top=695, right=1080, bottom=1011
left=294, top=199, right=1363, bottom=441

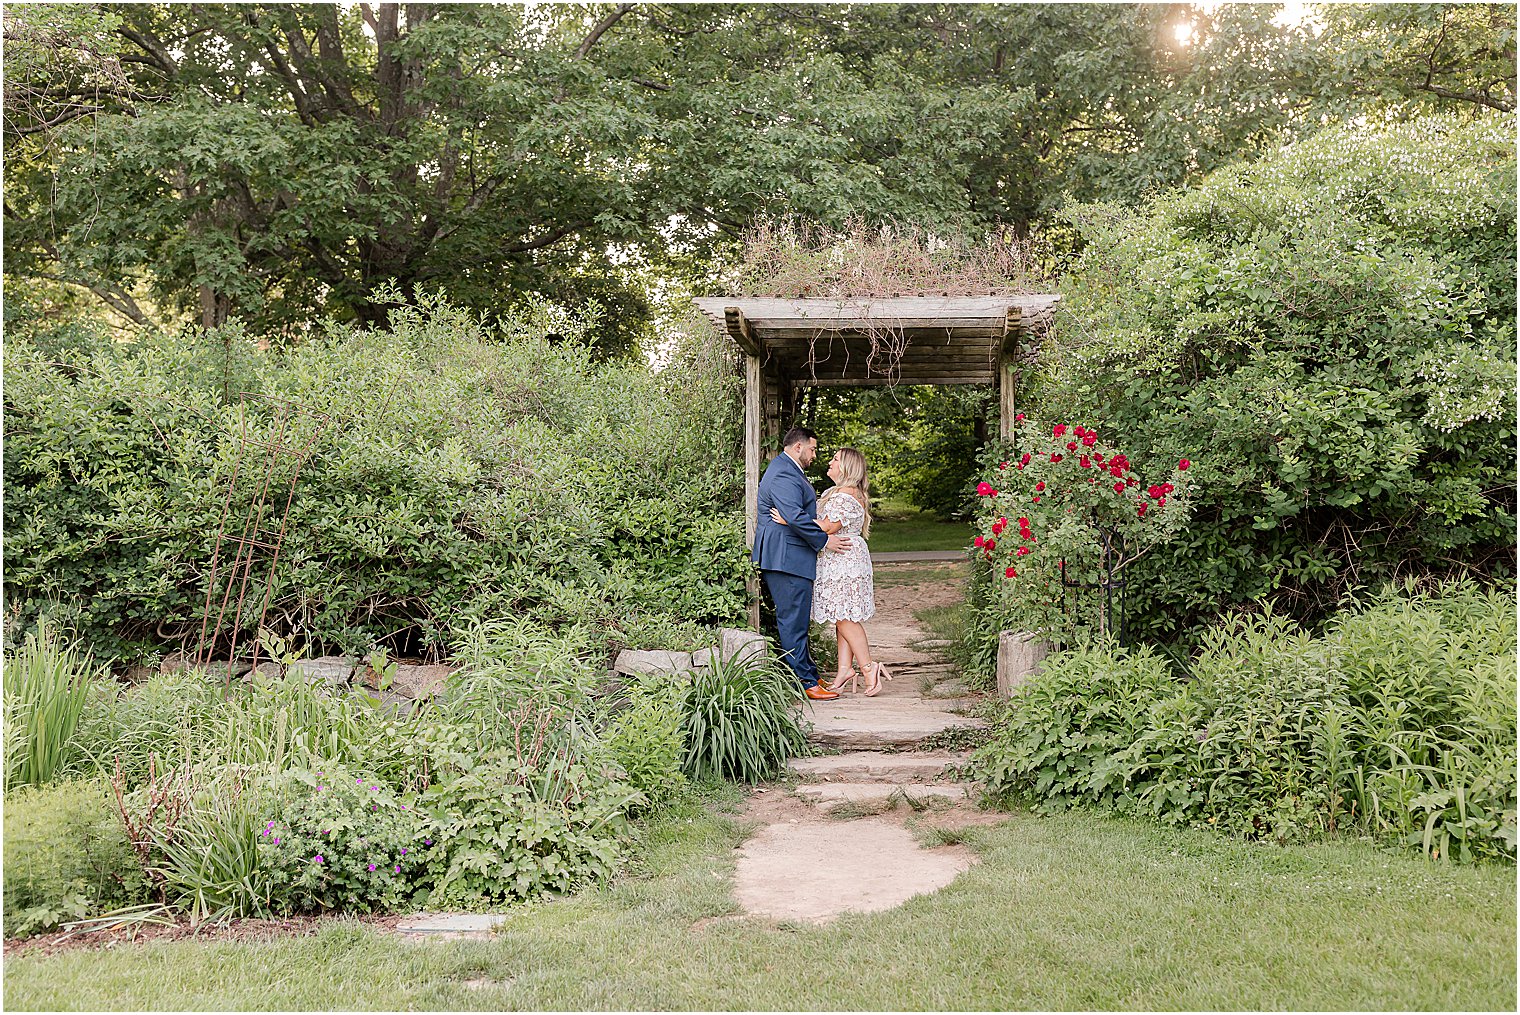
left=6, top=793, right=1514, bottom=1011
left=866, top=499, right=971, bottom=553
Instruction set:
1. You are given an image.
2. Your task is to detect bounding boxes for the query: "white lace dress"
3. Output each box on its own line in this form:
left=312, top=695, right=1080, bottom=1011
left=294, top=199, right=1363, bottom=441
left=812, top=489, right=876, bottom=623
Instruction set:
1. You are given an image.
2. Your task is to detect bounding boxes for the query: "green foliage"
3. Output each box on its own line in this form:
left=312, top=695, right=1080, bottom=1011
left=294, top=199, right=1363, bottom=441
left=967, top=419, right=1196, bottom=647
left=600, top=677, right=690, bottom=810
left=972, top=581, right=1517, bottom=861
left=13, top=4, right=1507, bottom=339
left=3, top=621, right=104, bottom=790
left=678, top=655, right=811, bottom=784
left=3, top=296, right=745, bottom=662
left=110, top=764, right=277, bottom=925
left=260, top=766, right=435, bottom=915
left=2, top=778, right=147, bottom=937
left=1031, top=114, right=1516, bottom=644
left=423, top=728, right=638, bottom=908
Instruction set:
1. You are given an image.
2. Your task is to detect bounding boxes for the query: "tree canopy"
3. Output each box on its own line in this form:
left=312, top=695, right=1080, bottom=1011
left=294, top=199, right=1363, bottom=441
left=3, top=3, right=1515, bottom=347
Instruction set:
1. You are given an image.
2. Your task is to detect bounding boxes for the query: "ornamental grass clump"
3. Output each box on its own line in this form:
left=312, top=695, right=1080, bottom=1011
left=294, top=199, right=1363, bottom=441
left=3, top=621, right=105, bottom=790
left=678, top=653, right=810, bottom=784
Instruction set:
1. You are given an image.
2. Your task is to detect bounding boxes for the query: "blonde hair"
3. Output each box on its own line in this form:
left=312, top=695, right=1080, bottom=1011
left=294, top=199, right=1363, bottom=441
left=824, top=446, right=872, bottom=538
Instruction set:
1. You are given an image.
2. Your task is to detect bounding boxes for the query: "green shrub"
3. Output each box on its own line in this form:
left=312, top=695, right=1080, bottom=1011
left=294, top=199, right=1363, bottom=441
left=3, top=621, right=105, bottom=789
left=972, top=581, right=1517, bottom=861
left=679, top=654, right=811, bottom=784
left=600, top=676, right=689, bottom=809
left=422, top=708, right=639, bottom=907
left=1021, top=114, right=1515, bottom=646
left=3, top=778, right=148, bottom=936
left=260, top=765, right=435, bottom=914
left=3, top=295, right=746, bottom=663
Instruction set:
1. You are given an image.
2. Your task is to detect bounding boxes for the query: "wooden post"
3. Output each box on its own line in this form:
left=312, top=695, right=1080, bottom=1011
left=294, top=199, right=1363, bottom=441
left=998, top=306, right=1022, bottom=439
left=728, top=306, right=764, bottom=631
left=744, top=353, right=762, bottom=630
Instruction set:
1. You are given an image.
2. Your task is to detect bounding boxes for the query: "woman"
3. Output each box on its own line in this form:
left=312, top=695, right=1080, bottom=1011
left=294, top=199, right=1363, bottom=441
left=770, top=446, right=893, bottom=696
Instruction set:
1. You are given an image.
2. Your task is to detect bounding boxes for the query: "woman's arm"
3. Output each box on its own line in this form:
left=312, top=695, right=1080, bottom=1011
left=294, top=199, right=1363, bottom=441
left=770, top=506, right=841, bottom=533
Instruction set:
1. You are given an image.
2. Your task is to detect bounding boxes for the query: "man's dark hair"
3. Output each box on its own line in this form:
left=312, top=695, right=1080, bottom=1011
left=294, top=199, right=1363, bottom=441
left=781, top=426, right=817, bottom=450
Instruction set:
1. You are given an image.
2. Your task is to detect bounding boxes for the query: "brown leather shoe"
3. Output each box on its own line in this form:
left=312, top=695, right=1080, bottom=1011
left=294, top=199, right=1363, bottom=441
left=804, top=684, right=840, bottom=701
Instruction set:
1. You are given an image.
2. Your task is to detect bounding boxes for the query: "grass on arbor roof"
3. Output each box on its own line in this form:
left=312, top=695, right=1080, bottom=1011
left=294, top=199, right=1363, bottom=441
left=6, top=792, right=1513, bottom=1011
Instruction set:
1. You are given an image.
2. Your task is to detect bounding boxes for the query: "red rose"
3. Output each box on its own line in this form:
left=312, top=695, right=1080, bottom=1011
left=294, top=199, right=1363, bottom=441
left=1081, top=434, right=1097, bottom=447
left=1093, top=454, right=1105, bottom=465
left=1019, top=453, right=1031, bottom=466
left=1053, top=424, right=1067, bottom=437
left=1113, top=482, right=1125, bottom=493
left=974, top=535, right=985, bottom=547
left=1050, top=454, right=1063, bottom=463
left=999, top=462, right=1008, bottom=471
left=1147, top=484, right=1162, bottom=498
left=1034, top=482, right=1045, bottom=492
left=1161, top=482, right=1174, bottom=494
left=1066, top=441, right=1078, bottom=451
left=1015, top=413, right=1025, bottom=421
left=1137, top=503, right=1147, bottom=517
left=1033, top=496, right=1040, bottom=503
left=1005, top=566, right=1017, bottom=578
left=1178, top=459, right=1190, bottom=470
left=976, top=482, right=993, bottom=496
left=998, top=516, right=1008, bottom=525
left=1080, top=456, right=1092, bottom=468
left=1017, top=516, right=1029, bottom=525
left=1016, top=546, right=1030, bottom=556
left=985, top=539, right=996, bottom=551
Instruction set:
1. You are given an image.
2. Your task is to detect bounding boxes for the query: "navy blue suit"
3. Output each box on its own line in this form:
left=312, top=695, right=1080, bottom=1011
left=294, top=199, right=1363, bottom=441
left=753, top=453, right=830, bottom=688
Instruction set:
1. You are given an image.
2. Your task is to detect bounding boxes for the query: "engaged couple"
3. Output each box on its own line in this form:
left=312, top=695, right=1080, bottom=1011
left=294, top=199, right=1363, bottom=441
left=752, top=427, right=894, bottom=702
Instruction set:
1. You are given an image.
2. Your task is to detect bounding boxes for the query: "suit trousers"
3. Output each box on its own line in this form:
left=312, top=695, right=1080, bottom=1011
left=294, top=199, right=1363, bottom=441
left=761, top=569, right=820, bottom=689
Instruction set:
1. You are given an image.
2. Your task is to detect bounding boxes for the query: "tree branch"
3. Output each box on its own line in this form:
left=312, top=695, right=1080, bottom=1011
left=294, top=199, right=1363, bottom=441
left=504, top=221, right=593, bottom=253
left=577, top=4, right=636, bottom=59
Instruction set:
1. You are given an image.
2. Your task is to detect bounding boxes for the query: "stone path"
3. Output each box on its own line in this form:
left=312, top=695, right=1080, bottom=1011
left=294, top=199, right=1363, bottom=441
left=732, top=560, right=994, bottom=923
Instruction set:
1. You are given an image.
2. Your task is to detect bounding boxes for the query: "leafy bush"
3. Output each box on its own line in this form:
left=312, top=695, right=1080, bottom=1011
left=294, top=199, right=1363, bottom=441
left=2, top=778, right=147, bottom=936
left=599, top=676, right=689, bottom=809
left=3, top=621, right=105, bottom=789
left=1026, top=114, right=1516, bottom=645
left=3, top=294, right=746, bottom=663
left=972, top=581, right=1517, bottom=861
left=966, top=418, right=1196, bottom=648
left=679, top=654, right=811, bottom=784
left=423, top=706, right=639, bottom=908
left=260, top=765, right=435, bottom=914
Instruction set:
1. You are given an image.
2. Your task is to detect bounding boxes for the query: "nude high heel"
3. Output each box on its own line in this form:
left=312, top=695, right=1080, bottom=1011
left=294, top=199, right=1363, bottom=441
left=824, top=668, right=859, bottom=693
left=863, top=662, right=894, bottom=697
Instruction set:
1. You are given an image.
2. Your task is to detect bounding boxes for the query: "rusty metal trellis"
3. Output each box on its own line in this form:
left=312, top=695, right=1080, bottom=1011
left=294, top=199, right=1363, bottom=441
left=193, top=393, right=329, bottom=684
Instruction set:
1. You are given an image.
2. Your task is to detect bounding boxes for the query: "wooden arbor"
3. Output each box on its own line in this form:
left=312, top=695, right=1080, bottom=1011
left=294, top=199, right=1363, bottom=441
left=692, top=294, right=1062, bottom=563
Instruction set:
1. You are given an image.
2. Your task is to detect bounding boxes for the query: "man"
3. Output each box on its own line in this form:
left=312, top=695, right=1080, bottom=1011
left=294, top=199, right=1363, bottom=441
left=753, top=426, right=852, bottom=701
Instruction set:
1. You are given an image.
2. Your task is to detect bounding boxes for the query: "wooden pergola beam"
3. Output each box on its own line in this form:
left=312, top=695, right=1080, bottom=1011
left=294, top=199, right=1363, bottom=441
left=999, top=306, right=1022, bottom=439
left=724, top=306, right=760, bottom=357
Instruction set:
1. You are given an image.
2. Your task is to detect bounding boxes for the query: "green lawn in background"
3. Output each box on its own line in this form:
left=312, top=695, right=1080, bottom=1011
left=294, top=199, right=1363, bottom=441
left=7, top=795, right=1513, bottom=1012
left=867, top=498, right=972, bottom=554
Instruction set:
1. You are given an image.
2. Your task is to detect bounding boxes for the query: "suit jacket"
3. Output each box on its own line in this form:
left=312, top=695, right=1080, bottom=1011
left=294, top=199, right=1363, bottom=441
left=752, top=453, right=829, bottom=579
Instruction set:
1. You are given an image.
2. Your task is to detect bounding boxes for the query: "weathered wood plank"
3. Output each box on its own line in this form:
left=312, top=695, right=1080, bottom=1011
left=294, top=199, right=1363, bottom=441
left=800, top=374, right=996, bottom=387
left=745, top=354, right=761, bottom=549
left=725, top=307, right=760, bottom=357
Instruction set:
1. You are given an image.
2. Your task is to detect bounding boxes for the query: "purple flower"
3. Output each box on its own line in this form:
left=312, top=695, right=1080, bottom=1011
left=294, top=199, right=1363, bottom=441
left=370, top=785, right=379, bottom=791
left=273, top=838, right=280, bottom=845
left=368, top=864, right=376, bottom=871
left=317, top=786, right=325, bottom=792
left=424, top=839, right=432, bottom=846
left=262, top=829, right=269, bottom=837
left=400, top=848, right=407, bottom=855
left=394, top=865, right=400, bottom=873
left=314, top=855, right=324, bottom=864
